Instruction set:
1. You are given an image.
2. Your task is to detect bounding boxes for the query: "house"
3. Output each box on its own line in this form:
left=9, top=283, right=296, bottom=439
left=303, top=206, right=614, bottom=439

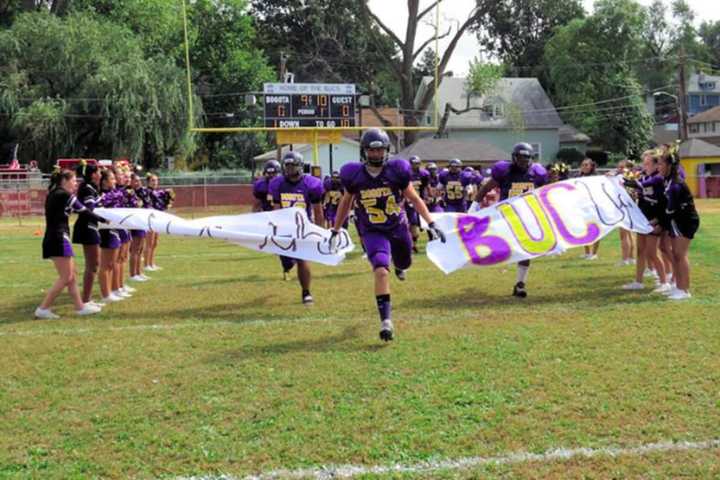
left=414, top=76, right=575, bottom=162
left=687, top=105, right=720, bottom=147
left=679, top=137, right=720, bottom=198
left=394, top=137, right=509, bottom=170
left=687, top=72, right=720, bottom=117
left=558, top=124, right=591, bottom=153
left=253, top=136, right=360, bottom=177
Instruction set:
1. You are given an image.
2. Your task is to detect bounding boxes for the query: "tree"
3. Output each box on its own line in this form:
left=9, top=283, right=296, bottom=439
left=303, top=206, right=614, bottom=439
left=544, top=0, right=653, bottom=157
left=471, top=0, right=585, bottom=81
left=0, top=11, right=197, bottom=169
left=699, top=20, right=720, bottom=69
left=360, top=0, right=481, bottom=146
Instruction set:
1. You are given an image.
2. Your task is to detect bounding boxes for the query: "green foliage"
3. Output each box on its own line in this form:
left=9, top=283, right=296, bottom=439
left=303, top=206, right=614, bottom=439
left=556, top=147, right=586, bottom=166
left=472, top=0, right=585, bottom=84
left=698, top=20, right=720, bottom=69
left=544, top=0, right=653, bottom=157
left=465, top=59, right=503, bottom=99
left=0, top=11, right=198, bottom=170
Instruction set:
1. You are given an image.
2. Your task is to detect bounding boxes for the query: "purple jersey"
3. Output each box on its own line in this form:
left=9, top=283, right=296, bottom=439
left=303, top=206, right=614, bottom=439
left=637, top=173, right=665, bottom=219
left=269, top=174, right=324, bottom=220
left=491, top=160, right=548, bottom=201
left=340, top=159, right=411, bottom=234
left=252, top=177, right=274, bottom=212
left=323, top=177, right=344, bottom=212
left=409, top=168, right=430, bottom=203
left=439, top=170, right=472, bottom=208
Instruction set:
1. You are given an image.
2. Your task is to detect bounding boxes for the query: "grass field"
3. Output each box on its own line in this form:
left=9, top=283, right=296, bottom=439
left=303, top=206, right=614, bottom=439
left=1, top=201, right=719, bottom=479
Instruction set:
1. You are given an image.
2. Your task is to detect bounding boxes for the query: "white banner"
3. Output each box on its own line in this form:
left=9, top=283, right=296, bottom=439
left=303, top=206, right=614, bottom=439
left=426, top=176, right=653, bottom=274
left=95, top=207, right=354, bottom=266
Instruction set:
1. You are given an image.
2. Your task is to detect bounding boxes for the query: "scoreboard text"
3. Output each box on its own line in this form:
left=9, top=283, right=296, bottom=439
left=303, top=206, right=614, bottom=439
left=264, top=94, right=356, bottom=128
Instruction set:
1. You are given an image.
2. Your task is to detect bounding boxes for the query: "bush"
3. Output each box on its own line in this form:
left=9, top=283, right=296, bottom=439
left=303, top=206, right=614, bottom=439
left=585, top=149, right=609, bottom=167
left=556, top=148, right=586, bottom=167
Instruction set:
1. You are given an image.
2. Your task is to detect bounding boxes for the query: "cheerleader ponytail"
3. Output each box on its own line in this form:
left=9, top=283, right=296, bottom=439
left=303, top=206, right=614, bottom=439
left=48, top=167, right=74, bottom=192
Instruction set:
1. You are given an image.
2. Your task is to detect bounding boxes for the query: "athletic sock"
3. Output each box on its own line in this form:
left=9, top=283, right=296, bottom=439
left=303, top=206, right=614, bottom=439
left=376, top=294, right=391, bottom=321
left=516, top=264, right=529, bottom=284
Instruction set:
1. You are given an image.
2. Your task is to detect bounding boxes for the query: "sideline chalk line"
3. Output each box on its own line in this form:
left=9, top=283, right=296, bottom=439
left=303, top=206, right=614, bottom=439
left=177, top=438, right=720, bottom=479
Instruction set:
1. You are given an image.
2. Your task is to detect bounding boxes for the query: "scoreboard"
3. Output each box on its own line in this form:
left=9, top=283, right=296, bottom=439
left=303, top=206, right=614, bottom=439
left=263, top=83, right=356, bottom=128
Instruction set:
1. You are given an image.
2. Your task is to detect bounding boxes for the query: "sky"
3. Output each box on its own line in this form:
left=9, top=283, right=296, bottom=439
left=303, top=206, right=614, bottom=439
left=366, top=0, right=720, bottom=77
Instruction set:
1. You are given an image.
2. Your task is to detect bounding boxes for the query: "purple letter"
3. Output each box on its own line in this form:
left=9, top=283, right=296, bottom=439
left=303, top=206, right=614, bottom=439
left=539, top=184, right=600, bottom=245
left=457, top=215, right=512, bottom=266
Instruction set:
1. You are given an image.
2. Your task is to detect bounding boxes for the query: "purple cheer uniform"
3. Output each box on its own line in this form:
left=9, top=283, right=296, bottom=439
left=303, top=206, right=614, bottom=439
left=439, top=170, right=472, bottom=212
left=340, top=159, right=413, bottom=271
left=664, top=177, right=700, bottom=239
left=269, top=173, right=324, bottom=271
left=42, top=188, right=92, bottom=259
left=405, top=168, right=430, bottom=226
left=636, top=173, right=665, bottom=228
left=491, top=160, right=548, bottom=201
left=252, top=177, right=274, bottom=212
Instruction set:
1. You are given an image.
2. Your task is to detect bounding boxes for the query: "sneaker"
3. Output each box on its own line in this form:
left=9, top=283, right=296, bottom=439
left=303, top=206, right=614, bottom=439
left=34, top=307, right=59, bottom=319
left=379, top=319, right=394, bottom=342
left=122, top=285, right=137, bottom=293
left=130, top=275, right=148, bottom=282
left=628, top=258, right=636, bottom=265
left=302, top=293, right=314, bottom=305
left=87, top=300, right=105, bottom=308
left=622, top=281, right=645, bottom=290
left=662, top=287, right=680, bottom=297
left=76, top=304, right=102, bottom=316
left=361, top=253, right=368, bottom=260
left=114, top=289, right=132, bottom=298
left=586, top=254, right=598, bottom=260
left=643, top=269, right=658, bottom=279
left=512, top=281, right=527, bottom=298
left=579, top=253, right=589, bottom=259
left=103, top=293, right=124, bottom=302
left=395, top=268, right=406, bottom=281
left=668, top=290, right=692, bottom=300
left=152, top=265, right=162, bottom=271
left=652, top=283, right=673, bottom=294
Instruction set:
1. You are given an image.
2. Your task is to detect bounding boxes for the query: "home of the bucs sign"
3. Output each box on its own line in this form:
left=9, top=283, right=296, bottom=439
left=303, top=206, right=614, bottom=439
left=263, top=83, right=356, bottom=128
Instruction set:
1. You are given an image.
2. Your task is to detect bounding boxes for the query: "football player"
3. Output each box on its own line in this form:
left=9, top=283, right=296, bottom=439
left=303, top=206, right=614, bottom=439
left=439, top=158, right=472, bottom=213
left=406, top=156, right=430, bottom=253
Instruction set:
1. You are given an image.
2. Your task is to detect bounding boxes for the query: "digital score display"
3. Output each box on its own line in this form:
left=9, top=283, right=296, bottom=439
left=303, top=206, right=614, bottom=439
left=264, top=93, right=356, bottom=128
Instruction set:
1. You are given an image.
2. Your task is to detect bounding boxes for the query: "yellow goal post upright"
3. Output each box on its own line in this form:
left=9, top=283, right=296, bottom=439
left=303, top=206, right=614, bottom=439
left=181, top=0, right=443, bottom=168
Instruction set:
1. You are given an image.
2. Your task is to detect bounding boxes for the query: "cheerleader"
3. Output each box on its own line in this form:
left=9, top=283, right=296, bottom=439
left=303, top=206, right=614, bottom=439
left=144, top=174, right=162, bottom=272
left=98, top=169, right=124, bottom=302
left=579, top=158, right=600, bottom=259
left=35, top=168, right=103, bottom=319
left=129, top=173, right=150, bottom=282
left=71, top=161, right=105, bottom=307
left=145, top=174, right=174, bottom=271
left=660, top=146, right=700, bottom=300
left=621, top=151, right=669, bottom=292
left=613, top=159, right=636, bottom=266
left=112, top=167, right=134, bottom=298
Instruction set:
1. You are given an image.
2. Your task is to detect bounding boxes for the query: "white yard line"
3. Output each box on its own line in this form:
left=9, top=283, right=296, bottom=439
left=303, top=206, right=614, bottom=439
left=178, top=438, right=720, bottom=480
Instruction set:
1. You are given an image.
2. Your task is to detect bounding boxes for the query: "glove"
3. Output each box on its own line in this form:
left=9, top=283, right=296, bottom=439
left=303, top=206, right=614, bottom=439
left=329, top=229, right=341, bottom=253
left=427, top=222, right=446, bottom=243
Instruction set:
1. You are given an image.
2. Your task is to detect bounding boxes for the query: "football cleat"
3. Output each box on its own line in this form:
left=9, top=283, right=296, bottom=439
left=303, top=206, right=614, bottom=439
left=395, top=268, right=406, bottom=281
left=512, top=281, right=527, bottom=298
left=302, top=293, right=314, bottom=306
left=379, top=319, right=394, bottom=341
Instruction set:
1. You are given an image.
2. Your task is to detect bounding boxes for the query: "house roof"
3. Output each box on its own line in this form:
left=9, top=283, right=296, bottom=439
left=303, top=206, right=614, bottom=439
left=253, top=137, right=360, bottom=162
left=679, top=137, right=720, bottom=158
left=559, top=124, right=590, bottom=144
left=688, top=105, right=720, bottom=123
left=687, top=73, right=720, bottom=94
left=395, top=136, right=509, bottom=163
left=653, top=125, right=680, bottom=145
left=416, top=76, right=564, bottom=130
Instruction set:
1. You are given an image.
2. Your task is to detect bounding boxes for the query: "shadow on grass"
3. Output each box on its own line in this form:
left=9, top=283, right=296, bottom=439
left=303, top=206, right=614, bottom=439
left=207, top=321, right=386, bottom=360
left=399, top=283, right=661, bottom=311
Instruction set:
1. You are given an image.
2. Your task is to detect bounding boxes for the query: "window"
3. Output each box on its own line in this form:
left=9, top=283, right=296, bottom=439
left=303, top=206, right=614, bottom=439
left=713, top=122, right=717, bottom=133
left=690, top=124, right=699, bottom=134
left=530, top=143, right=542, bottom=160
left=700, top=95, right=708, bottom=106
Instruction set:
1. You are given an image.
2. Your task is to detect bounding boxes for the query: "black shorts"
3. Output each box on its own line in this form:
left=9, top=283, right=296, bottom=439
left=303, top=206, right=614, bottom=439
left=670, top=216, right=700, bottom=240
left=72, top=222, right=101, bottom=245
left=43, top=232, right=74, bottom=259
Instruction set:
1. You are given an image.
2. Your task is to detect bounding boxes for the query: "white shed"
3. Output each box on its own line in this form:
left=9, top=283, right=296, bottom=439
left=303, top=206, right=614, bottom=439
left=254, top=137, right=361, bottom=176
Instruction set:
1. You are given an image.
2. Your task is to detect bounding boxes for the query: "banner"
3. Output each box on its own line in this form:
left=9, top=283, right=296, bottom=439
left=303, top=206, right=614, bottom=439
left=95, top=207, right=354, bottom=266
left=426, top=176, right=653, bottom=274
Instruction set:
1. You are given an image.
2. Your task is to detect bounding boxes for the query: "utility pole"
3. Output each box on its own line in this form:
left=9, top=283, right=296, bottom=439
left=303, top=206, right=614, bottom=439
left=678, top=50, right=689, bottom=141
left=276, top=52, right=288, bottom=162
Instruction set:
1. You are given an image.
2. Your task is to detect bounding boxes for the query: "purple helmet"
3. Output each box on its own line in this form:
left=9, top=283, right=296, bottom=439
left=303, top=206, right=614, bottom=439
left=512, top=142, right=534, bottom=171
left=409, top=155, right=421, bottom=165
left=282, top=151, right=304, bottom=177
left=360, top=128, right=391, bottom=166
left=263, top=159, right=281, bottom=176
left=426, top=162, right=438, bottom=172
